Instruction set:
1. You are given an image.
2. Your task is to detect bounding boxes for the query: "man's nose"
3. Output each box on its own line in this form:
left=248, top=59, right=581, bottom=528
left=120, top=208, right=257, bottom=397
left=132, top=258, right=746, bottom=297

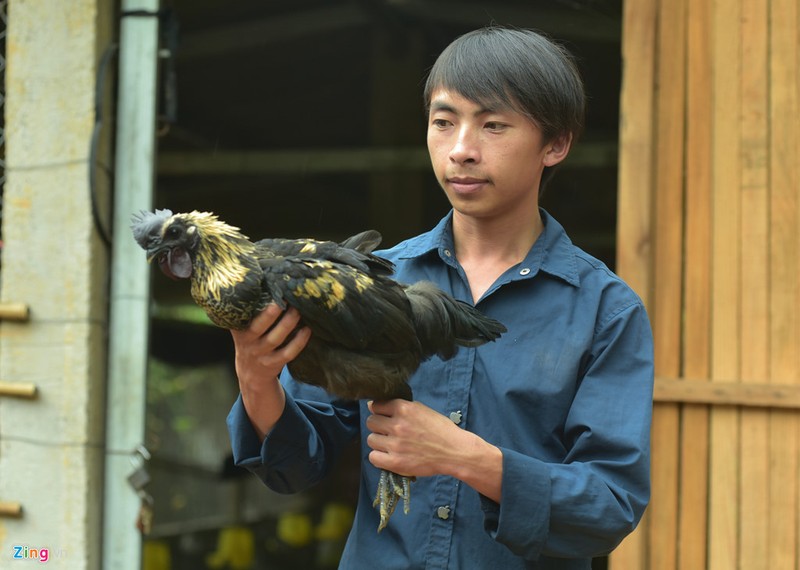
left=449, top=127, right=480, bottom=164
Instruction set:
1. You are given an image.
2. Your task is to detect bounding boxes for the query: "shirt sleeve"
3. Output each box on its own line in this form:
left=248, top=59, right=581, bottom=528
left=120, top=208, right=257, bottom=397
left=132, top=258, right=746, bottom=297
left=481, top=300, right=654, bottom=560
left=227, top=373, right=361, bottom=494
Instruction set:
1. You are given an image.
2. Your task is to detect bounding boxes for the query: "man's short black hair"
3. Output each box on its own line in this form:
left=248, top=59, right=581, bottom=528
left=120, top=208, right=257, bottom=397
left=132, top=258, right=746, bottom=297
left=424, top=27, right=586, bottom=147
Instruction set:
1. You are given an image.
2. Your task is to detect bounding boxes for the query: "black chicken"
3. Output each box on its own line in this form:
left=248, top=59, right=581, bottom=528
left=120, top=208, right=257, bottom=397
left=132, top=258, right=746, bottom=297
left=131, top=209, right=506, bottom=531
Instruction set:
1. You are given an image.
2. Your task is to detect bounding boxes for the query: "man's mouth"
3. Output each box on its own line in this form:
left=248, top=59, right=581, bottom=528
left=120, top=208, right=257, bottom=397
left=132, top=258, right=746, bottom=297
left=447, top=176, right=488, bottom=193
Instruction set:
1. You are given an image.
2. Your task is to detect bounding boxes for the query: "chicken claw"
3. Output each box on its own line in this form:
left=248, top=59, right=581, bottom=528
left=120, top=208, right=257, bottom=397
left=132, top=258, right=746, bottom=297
left=373, top=469, right=414, bottom=532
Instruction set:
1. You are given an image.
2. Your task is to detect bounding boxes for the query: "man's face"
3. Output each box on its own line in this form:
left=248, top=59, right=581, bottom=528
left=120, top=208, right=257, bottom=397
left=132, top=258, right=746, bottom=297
left=426, top=89, right=568, bottom=221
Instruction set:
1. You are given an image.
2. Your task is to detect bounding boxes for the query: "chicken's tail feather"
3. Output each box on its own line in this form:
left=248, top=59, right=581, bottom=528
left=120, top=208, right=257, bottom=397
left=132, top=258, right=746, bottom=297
left=405, top=281, right=507, bottom=360
left=340, top=230, right=382, bottom=254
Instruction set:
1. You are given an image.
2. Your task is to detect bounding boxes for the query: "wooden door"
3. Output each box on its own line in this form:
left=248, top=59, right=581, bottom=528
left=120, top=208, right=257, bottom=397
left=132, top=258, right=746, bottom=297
left=612, top=0, right=800, bottom=568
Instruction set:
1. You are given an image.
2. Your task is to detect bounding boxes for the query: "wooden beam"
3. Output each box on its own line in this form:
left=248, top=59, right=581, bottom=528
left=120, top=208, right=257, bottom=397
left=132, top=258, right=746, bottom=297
left=157, top=143, right=618, bottom=176
left=654, top=377, right=800, bottom=409
left=177, top=2, right=620, bottom=61
left=177, top=5, right=369, bottom=60
left=158, top=147, right=429, bottom=175
left=386, top=0, right=621, bottom=43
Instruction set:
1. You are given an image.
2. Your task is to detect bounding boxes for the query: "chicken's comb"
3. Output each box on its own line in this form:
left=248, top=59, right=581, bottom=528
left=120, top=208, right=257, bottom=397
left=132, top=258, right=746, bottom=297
left=130, top=208, right=174, bottom=249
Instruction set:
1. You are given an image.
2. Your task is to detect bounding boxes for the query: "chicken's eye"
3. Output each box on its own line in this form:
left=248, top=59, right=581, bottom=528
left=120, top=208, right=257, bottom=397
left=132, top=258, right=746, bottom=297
left=166, top=226, right=182, bottom=239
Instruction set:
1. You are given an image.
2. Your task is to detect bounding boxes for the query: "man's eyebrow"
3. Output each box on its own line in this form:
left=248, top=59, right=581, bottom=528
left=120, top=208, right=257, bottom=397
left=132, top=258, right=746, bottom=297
left=429, top=101, right=457, bottom=114
left=429, top=100, right=505, bottom=116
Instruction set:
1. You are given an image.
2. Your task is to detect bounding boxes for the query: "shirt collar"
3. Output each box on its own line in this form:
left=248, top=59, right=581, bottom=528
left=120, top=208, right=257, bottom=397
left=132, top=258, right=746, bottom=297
left=522, top=209, right=581, bottom=287
left=398, top=209, right=581, bottom=287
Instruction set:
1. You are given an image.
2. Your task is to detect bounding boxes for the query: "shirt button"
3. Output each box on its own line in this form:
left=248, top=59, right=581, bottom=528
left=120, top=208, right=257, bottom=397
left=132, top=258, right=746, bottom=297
left=449, top=411, right=462, bottom=425
left=519, top=268, right=531, bottom=276
left=437, top=505, right=451, bottom=520
left=443, top=249, right=452, bottom=257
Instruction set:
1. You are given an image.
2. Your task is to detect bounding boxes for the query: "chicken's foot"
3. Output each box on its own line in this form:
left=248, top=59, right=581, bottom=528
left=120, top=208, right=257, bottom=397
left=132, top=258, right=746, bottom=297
left=373, top=469, right=414, bottom=532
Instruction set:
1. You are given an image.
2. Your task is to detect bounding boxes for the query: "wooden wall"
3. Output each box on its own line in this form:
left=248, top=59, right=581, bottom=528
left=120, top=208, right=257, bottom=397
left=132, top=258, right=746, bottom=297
left=613, top=0, right=800, bottom=568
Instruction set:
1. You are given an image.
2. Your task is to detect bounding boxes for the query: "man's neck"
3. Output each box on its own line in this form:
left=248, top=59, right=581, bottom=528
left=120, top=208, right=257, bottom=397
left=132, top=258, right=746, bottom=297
left=451, top=206, right=544, bottom=303
left=452, top=207, right=544, bottom=267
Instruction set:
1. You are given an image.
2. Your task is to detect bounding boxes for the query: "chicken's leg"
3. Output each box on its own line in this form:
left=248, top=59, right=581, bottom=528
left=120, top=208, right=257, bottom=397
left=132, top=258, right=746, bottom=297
left=373, top=469, right=414, bottom=532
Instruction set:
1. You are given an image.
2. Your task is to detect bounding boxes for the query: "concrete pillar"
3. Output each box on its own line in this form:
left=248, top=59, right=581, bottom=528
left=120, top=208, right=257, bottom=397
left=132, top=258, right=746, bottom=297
left=0, top=1, right=114, bottom=568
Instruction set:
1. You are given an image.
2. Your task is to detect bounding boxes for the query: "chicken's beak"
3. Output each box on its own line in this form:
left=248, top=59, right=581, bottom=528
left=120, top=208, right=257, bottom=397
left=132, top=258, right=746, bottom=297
left=145, top=241, right=166, bottom=263
left=149, top=246, right=193, bottom=280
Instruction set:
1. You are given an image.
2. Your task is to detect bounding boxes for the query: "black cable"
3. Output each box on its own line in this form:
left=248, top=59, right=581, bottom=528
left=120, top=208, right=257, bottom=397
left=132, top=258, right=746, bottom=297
left=90, top=9, right=177, bottom=249
left=89, top=43, right=118, bottom=249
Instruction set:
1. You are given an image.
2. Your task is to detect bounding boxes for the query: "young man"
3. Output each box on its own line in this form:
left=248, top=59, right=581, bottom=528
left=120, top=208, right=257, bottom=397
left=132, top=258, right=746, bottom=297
left=227, top=27, right=654, bottom=569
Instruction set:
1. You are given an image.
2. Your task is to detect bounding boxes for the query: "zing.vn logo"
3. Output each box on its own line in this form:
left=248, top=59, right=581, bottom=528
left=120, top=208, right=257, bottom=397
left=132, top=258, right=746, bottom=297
left=12, top=545, right=63, bottom=563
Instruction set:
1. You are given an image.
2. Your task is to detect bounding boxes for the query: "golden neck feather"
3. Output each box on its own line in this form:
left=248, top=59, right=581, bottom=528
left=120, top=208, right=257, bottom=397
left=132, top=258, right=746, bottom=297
left=181, top=212, right=257, bottom=293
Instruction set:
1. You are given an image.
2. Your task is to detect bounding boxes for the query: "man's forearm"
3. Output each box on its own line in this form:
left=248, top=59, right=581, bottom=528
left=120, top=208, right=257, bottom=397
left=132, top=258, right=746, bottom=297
left=447, top=432, right=504, bottom=503
left=240, top=376, right=286, bottom=442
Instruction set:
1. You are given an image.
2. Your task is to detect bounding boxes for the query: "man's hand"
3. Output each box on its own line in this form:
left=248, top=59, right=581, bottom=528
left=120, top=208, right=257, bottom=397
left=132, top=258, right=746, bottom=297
left=366, top=400, right=504, bottom=502
left=231, top=304, right=311, bottom=440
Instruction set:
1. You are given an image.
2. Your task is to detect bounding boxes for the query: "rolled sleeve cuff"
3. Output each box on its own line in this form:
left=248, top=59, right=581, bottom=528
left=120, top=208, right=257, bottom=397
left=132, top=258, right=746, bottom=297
left=227, top=392, right=326, bottom=493
left=480, top=447, right=552, bottom=560
left=226, top=394, right=265, bottom=466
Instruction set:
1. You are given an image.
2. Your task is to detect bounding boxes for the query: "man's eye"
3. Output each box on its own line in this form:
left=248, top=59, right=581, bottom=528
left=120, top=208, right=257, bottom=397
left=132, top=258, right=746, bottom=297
left=485, top=122, right=506, bottom=131
left=431, top=118, right=451, bottom=128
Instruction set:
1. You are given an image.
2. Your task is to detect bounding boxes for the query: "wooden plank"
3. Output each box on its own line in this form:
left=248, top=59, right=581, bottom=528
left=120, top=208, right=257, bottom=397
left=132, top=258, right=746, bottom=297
left=610, top=0, right=658, bottom=566
left=614, top=0, right=657, bottom=310
left=654, top=378, right=800, bottom=408
left=651, top=0, right=686, bottom=386
left=648, top=0, right=687, bottom=566
left=709, top=0, right=742, bottom=566
left=768, top=0, right=800, bottom=567
left=738, top=0, right=770, bottom=565
left=680, top=0, right=712, bottom=564
left=649, top=404, right=679, bottom=570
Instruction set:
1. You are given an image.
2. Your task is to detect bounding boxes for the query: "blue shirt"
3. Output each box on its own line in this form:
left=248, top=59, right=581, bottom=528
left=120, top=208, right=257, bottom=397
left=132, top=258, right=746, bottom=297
left=228, top=210, right=654, bottom=569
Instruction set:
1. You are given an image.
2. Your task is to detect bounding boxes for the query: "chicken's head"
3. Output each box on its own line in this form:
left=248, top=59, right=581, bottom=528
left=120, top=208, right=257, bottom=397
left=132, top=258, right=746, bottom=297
left=131, top=209, right=200, bottom=280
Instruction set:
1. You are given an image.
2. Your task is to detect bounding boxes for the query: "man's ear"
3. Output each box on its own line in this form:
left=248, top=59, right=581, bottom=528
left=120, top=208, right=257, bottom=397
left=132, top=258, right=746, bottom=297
left=543, top=133, right=573, bottom=167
